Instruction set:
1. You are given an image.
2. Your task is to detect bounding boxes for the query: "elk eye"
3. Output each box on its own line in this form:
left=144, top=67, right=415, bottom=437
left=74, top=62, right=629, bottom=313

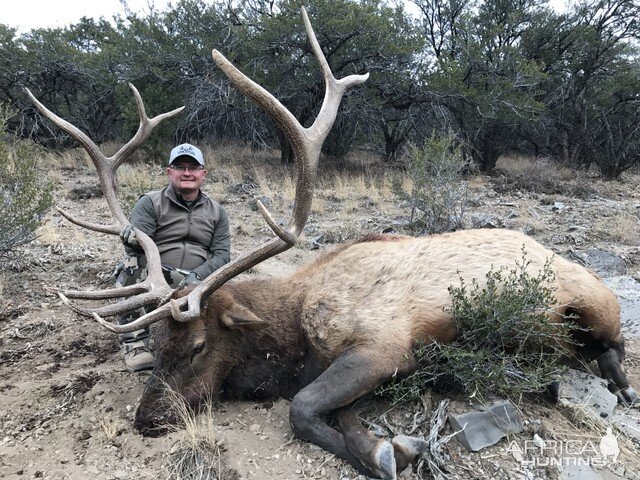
left=191, top=341, right=206, bottom=361
left=193, top=342, right=205, bottom=354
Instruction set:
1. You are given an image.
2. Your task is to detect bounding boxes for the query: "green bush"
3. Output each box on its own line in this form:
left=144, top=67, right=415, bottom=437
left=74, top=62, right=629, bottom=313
left=0, top=105, right=54, bottom=262
left=377, top=251, right=580, bottom=404
left=394, top=134, right=468, bottom=234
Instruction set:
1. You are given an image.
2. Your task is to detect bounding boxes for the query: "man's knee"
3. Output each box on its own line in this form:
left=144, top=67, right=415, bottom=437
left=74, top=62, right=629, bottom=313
left=115, top=254, right=147, bottom=288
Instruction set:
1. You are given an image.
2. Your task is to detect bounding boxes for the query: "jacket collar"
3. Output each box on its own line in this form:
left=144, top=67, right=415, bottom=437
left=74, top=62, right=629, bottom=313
left=164, top=184, right=208, bottom=208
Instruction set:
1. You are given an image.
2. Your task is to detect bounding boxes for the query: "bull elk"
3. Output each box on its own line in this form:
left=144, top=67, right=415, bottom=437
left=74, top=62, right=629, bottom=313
left=28, top=8, right=636, bottom=480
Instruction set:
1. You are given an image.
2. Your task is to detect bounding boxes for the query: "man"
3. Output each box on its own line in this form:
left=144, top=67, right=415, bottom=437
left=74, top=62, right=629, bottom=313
left=116, top=143, right=231, bottom=371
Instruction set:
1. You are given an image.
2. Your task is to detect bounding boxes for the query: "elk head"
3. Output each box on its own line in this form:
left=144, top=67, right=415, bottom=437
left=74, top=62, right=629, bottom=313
left=29, top=7, right=368, bottom=433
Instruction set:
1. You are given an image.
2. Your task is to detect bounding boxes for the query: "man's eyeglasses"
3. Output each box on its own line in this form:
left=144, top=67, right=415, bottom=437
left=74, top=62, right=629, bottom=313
left=170, top=165, right=205, bottom=172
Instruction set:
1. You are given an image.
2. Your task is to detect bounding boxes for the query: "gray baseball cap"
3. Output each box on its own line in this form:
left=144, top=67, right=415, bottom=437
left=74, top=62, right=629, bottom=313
left=168, top=143, right=205, bottom=166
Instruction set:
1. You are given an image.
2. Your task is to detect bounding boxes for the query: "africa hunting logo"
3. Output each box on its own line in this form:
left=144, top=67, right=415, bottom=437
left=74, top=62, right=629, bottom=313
left=506, top=428, right=619, bottom=467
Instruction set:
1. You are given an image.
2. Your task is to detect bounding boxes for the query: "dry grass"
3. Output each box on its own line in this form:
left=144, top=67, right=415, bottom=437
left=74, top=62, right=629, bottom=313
left=554, top=401, right=640, bottom=466
left=117, top=163, right=162, bottom=194
left=500, top=399, right=640, bottom=476
left=494, top=156, right=596, bottom=199
left=163, top=384, right=238, bottom=480
left=203, top=143, right=279, bottom=169
left=594, top=213, right=639, bottom=244
left=35, top=217, right=60, bottom=245
left=505, top=207, right=548, bottom=235
left=100, top=417, right=119, bottom=441
left=317, top=171, right=394, bottom=204
left=44, top=148, right=93, bottom=171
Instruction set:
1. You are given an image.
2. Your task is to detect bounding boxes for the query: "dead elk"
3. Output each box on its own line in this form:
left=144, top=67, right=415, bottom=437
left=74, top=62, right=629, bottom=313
left=136, top=229, right=636, bottom=479
left=26, top=8, right=636, bottom=480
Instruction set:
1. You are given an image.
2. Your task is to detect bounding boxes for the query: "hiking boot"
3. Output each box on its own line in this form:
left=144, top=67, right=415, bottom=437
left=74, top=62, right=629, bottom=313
left=122, top=341, right=155, bottom=372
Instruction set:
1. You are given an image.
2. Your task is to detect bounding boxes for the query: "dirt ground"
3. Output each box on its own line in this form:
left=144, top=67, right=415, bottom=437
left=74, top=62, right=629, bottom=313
left=2, top=158, right=640, bottom=480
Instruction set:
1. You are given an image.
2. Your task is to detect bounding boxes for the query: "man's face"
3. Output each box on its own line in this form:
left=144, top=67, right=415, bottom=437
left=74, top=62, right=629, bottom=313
left=167, top=157, right=207, bottom=197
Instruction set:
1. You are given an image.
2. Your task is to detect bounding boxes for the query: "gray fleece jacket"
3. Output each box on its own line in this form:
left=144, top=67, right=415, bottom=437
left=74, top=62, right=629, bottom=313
left=128, top=184, right=230, bottom=279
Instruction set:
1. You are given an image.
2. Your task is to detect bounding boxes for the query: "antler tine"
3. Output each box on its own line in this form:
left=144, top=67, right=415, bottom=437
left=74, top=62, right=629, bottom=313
left=26, top=86, right=185, bottom=327
left=112, top=84, right=185, bottom=171
left=93, top=302, right=177, bottom=333
left=60, top=283, right=149, bottom=300
left=301, top=7, right=370, bottom=144
left=55, top=207, right=120, bottom=235
left=58, top=289, right=162, bottom=318
left=25, top=87, right=126, bottom=228
left=163, top=7, right=369, bottom=323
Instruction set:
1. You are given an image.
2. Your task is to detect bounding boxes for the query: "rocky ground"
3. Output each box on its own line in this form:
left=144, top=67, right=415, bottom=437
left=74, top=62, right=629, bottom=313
left=1, top=154, right=640, bottom=480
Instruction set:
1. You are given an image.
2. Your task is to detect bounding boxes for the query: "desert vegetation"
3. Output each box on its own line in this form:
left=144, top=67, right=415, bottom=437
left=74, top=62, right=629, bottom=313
left=1, top=0, right=638, bottom=178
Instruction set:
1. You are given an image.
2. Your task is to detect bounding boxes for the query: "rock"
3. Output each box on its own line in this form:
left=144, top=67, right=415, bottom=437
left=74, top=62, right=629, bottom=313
left=448, top=400, right=523, bottom=451
left=558, top=463, right=600, bottom=480
left=532, top=433, right=545, bottom=449
left=470, top=214, right=502, bottom=229
left=248, top=195, right=272, bottom=211
left=557, top=369, right=618, bottom=420
left=605, top=276, right=640, bottom=300
left=611, top=408, right=640, bottom=442
left=249, top=423, right=261, bottom=433
left=86, top=465, right=100, bottom=475
left=569, top=250, right=627, bottom=276
left=603, top=276, right=640, bottom=338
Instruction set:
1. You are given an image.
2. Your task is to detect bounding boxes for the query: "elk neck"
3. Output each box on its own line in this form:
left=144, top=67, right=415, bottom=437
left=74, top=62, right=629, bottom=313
left=215, top=276, right=322, bottom=400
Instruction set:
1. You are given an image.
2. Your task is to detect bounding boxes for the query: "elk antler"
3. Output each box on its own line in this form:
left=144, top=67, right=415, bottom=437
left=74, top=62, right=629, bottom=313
left=26, top=84, right=185, bottom=319
left=38, top=7, right=368, bottom=333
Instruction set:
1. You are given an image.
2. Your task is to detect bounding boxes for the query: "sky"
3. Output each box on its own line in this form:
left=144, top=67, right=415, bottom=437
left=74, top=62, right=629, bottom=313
left=0, top=0, right=173, bottom=32
left=2, top=0, right=568, bottom=32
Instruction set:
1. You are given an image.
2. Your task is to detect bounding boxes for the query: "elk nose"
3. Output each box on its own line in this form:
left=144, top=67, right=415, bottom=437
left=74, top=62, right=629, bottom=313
left=134, top=408, right=178, bottom=437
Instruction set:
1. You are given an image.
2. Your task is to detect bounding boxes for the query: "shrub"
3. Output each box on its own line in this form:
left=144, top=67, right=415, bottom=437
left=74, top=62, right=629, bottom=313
left=0, top=105, right=54, bottom=263
left=377, top=251, right=580, bottom=404
left=394, top=134, right=468, bottom=234
left=493, top=158, right=596, bottom=199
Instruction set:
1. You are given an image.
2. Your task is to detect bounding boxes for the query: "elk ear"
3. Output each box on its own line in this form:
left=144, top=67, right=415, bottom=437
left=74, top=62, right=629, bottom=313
left=221, top=304, right=268, bottom=331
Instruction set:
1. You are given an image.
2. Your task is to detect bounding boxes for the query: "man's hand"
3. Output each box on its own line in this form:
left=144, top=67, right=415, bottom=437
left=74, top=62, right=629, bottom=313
left=177, top=272, right=202, bottom=289
left=120, top=225, right=139, bottom=249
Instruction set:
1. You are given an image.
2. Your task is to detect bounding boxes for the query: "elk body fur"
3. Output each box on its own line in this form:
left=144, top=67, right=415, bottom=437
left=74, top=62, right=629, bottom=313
left=136, top=229, right=635, bottom=479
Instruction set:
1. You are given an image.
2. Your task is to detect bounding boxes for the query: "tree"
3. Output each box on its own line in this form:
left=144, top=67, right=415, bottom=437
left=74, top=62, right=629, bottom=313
left=0, top=18, right=126, bottom=148
left=416, top=0, right=546, bottom=171
left=229, top=0, right=422, bottom=162
left=521, top=0, right=640, bottom=178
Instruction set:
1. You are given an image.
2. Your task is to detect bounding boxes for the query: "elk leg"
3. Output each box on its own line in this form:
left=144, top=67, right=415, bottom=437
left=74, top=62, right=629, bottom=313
left=290, top=348, right=414, bottom=480
left=597, top=344, right=638, bottom=404
left=335, top=409, right=427, bottom=473
left=334, top=408, right=396, bottom=477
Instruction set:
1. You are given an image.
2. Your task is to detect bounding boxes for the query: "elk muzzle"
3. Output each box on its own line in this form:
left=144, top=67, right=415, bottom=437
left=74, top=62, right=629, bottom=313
left=134, top=376, right=181, bottom=437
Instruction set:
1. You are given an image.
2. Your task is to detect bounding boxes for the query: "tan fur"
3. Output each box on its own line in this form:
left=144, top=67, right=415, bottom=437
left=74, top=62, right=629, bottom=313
left=290, top=229, right=620, bottom=362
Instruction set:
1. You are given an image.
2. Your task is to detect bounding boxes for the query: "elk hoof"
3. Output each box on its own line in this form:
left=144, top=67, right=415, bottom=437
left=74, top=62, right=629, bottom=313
left=392, top=435, right=428, bottom=470
left=617, top=386, right=639, bottom=405
left=372, top=440, right=397, bottom=480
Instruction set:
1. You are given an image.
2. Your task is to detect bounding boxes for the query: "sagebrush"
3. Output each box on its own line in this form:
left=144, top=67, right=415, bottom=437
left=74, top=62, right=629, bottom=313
left=394, top=134, right=468, bottom=234
left=378, top=251, right=581, bottom=403
left=0, top=105, right=54, bottom=263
